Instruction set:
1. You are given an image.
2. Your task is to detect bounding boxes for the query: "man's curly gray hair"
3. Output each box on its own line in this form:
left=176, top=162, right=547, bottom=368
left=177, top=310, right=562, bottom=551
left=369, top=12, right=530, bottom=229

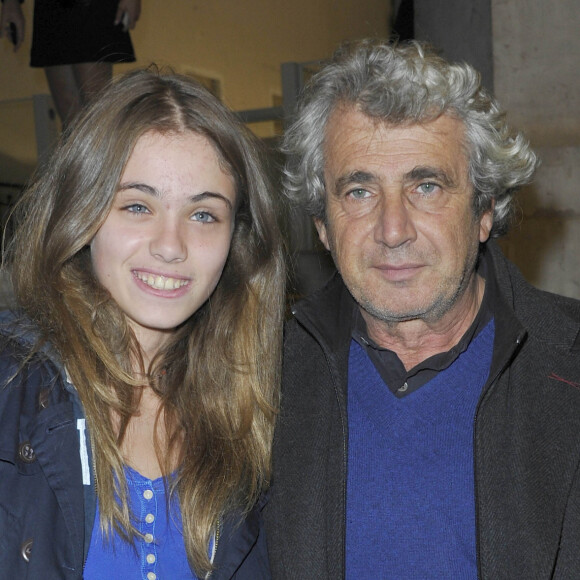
left=283, top=39, right=538, bottom=237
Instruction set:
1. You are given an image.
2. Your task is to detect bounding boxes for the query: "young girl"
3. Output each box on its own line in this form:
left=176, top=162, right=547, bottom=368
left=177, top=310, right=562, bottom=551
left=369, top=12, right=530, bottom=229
left=0, top=69, right=284, bottom=578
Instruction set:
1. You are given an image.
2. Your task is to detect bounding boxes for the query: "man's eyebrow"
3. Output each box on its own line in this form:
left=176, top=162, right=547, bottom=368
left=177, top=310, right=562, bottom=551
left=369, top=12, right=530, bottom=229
left=334, top=170, right=378, bottom=193
left=117, top=183, right=233, bottom=210
left=405, top=166, right=457, bottom=187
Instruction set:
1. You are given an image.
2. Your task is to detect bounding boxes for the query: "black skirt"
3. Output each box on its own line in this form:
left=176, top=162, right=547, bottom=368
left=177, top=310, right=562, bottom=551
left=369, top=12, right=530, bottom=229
left=30, top=0, right=136, bottom=67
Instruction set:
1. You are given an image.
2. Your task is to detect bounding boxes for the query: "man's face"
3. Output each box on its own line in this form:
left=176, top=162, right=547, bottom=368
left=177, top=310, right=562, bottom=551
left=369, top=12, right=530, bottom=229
left=316, top=107, right=493, bottom=331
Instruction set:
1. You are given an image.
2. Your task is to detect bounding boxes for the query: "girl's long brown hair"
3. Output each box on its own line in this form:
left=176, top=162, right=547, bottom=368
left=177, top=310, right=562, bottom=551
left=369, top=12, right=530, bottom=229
left=6, top=68, right=285, bottom=576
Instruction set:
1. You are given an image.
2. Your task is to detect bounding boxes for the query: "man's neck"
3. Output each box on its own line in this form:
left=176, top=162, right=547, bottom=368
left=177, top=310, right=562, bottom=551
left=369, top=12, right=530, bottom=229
left=362, top=274, right=486, bottom=371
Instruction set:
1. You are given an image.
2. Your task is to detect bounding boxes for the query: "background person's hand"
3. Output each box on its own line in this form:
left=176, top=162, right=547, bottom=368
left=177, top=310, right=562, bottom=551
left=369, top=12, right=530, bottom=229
left=0, top=0, right=25, bottom=52
left=115, top=0, right=141, bottom=31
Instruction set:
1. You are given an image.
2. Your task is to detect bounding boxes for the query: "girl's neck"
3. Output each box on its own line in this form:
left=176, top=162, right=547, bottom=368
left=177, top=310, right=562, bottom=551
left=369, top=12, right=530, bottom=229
left=118, top=387, right=175, bottom=480
left=130, top=323, right=175, bottom=369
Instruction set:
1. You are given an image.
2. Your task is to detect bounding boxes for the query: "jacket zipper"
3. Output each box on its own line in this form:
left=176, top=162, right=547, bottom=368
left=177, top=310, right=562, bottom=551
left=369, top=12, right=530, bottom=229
left=322, top=341, right=348, bottom=578
left=205, top=517, right=221, bottom=578
left=82, top=433, right=99, bottom=572
left=294, top=306, right=349, bottom=578
left=213, top=516, right=221, bottom=561
left=473, top=330, right=525, bottom=579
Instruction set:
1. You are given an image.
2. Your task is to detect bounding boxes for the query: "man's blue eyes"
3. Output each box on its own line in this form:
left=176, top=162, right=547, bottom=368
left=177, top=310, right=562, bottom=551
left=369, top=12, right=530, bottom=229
left=347, top=183, right=438, bottom=198
left=349, top=189, right=370, bottom=199
left=418, top=183, right=438, bottom=194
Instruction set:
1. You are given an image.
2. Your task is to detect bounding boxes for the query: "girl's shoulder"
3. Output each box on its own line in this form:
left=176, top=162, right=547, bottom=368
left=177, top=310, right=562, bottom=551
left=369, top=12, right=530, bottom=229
left=0, top=310, right=68, bottom=403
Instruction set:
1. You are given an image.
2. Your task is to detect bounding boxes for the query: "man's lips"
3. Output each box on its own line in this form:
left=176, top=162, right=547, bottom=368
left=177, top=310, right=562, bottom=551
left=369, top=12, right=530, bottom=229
left=373, top=263, right=424, bottom=281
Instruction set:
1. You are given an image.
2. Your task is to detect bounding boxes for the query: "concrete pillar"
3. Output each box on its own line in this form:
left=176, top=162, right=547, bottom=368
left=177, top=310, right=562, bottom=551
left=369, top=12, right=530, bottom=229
left=414, top=0, right=493, bottom=91
left=492, top=0, right=580, bottom=299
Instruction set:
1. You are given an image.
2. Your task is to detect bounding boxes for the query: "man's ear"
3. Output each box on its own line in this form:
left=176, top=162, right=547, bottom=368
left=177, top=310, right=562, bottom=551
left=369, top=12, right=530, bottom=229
left=314, top=218, right=330, bottom=251
left=479, top=199, right=495, bottom=243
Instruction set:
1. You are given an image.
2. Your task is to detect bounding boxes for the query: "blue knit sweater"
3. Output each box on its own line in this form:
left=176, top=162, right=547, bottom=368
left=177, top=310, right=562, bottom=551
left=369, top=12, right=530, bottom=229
left=346, top=320, right=494, bottom=579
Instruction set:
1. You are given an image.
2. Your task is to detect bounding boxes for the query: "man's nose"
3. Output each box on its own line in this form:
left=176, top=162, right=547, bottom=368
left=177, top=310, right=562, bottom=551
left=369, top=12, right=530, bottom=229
left=374, top=193, right=417, bottom=248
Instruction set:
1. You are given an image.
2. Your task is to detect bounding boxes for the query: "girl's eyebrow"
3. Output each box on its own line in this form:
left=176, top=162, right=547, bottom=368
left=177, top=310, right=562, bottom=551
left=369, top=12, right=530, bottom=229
left=118, top=182, right=158, bottom=195
left=190, top=191, right=233, bottom=211
left=117, top=183, right=233, bottom=210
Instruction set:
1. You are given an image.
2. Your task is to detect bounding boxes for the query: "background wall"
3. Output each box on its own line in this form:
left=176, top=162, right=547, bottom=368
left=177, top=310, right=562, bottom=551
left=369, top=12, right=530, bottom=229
left=492, top=0, right=580, bottom=299
left=0, top=0, right=390, bottom=136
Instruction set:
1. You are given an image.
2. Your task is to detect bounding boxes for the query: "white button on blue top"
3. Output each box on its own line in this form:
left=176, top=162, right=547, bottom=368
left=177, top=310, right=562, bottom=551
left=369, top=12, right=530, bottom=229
left=84, top=466, right=194, bottom=579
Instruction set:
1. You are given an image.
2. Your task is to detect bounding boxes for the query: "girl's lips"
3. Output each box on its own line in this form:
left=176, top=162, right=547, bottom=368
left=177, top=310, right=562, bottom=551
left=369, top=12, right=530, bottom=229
left=133, top=270, right=191, bottom=291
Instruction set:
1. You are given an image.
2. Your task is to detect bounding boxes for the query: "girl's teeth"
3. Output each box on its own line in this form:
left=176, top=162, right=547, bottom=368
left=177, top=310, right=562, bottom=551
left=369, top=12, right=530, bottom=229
left=138, top=273, right=187, bottom=290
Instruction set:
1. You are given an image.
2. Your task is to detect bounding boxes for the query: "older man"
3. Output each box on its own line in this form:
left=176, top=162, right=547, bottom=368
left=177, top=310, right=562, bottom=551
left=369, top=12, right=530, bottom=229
left=265, top=41, right=580, bottom=579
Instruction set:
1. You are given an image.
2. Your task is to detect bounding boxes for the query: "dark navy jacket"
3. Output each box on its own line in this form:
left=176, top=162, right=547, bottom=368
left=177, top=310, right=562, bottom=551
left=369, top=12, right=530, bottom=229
left=0, top=315, right=270, bottom=579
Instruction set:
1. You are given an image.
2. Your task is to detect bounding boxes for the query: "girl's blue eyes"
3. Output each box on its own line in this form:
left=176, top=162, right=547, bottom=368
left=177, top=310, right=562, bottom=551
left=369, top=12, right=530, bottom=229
left=192, top=211, right=215, bottom=223
left=123, top=205, right=216, bottom=222
left=126, top=203, right=150, bottom=214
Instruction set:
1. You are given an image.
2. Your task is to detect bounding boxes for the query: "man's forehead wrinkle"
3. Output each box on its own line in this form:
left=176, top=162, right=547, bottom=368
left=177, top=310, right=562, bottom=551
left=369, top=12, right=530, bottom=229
left=324, top=112, right=381, bottom=178
left=323, top=108, right=470, bottom=202
left=362, top=121, right=384, bottom=155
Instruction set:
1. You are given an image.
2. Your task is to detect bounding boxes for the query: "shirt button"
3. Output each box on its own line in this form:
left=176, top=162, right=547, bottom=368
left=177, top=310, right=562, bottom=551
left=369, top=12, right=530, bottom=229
left=147, top=553, right=156, bottom=564
left=145, top=513, right=155, bottom=524
left=147, top=573, right=156, bottom=580
left=144, top=533, right=154, bottom=543
left=398, top=382, right=408, bottom=393
left=143, top=489, right=154, bottom=500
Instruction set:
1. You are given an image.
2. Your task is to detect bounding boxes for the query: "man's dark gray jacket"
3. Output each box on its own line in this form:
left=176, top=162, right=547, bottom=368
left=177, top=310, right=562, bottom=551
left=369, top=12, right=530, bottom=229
left=264, top=241, right=580, bottom=579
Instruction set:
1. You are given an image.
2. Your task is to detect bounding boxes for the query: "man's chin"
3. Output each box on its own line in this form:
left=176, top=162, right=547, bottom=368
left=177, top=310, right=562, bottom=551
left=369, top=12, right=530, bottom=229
left=357, top=290, right=456, bottom=326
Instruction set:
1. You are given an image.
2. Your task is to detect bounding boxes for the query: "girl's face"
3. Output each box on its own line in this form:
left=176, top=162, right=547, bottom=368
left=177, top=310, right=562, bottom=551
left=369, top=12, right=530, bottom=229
left=91, top=130, right=237, bottom=356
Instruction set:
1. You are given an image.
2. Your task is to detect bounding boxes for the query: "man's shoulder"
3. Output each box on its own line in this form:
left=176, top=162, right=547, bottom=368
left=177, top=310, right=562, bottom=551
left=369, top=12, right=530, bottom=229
left=487, top=242, right=580, bottom=339
left=286, top=272, right=353, bottom=339
left=282, top=315, right=324, bottom=364
left=510, top=280, right=580, bottom=338
left=533, top=288, right=580, bottom=320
